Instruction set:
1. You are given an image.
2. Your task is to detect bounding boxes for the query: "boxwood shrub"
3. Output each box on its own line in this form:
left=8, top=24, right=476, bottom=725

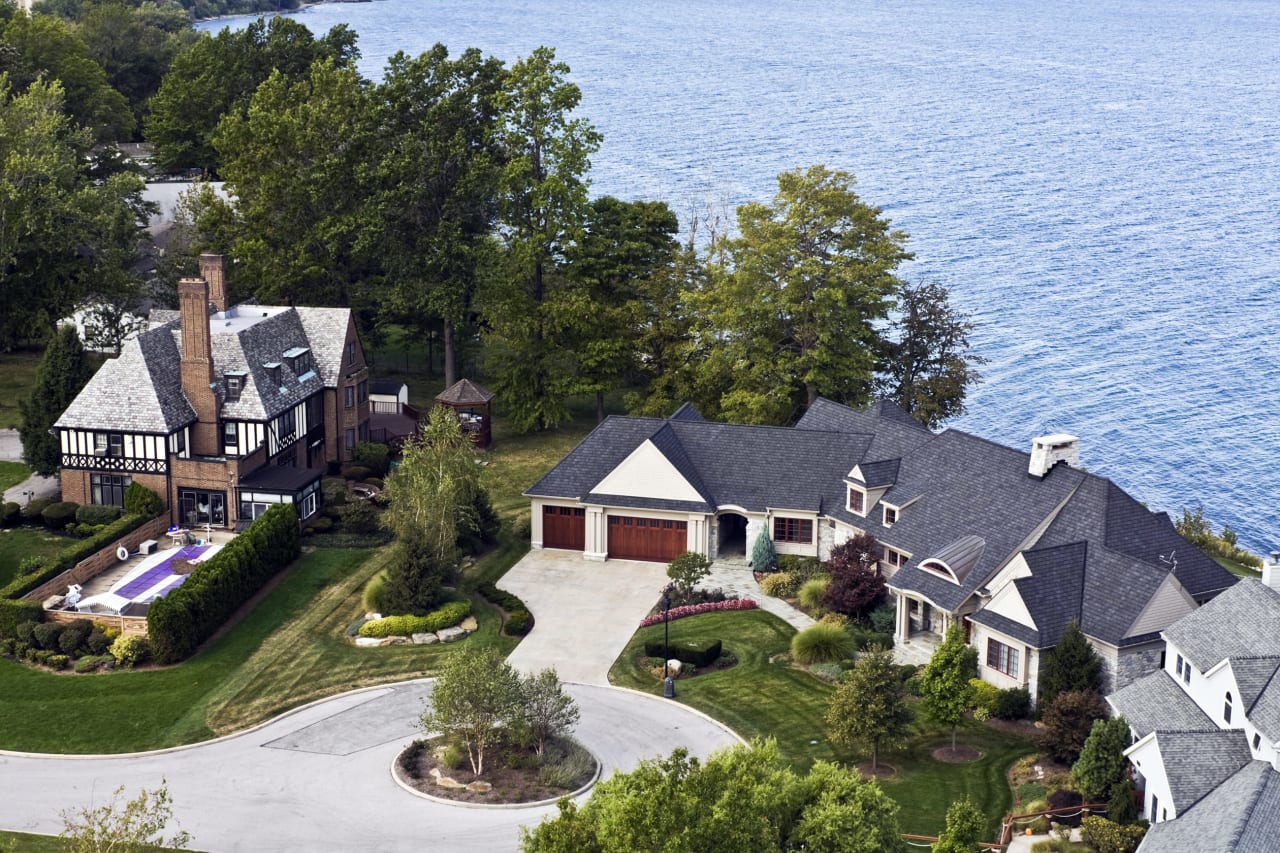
left=644, top=637, right=722, bottom=668
left=477, top=582, right=534, bottom=636
left=75, top=505, right=122, bottom=526
left=504, top=608, right=532, bottom=636
left=357, top=600, right=473, bottom=638
left=147, top=504, right=301, bottom=663
left=41, top=501, right=79, bottom=531
left=20, top=497, right=53, bottom=522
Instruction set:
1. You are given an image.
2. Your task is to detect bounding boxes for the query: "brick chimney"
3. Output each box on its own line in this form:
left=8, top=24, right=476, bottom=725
left=199, top=253, right=228, bottom=314
left=178, top=277, right=219, bottom=456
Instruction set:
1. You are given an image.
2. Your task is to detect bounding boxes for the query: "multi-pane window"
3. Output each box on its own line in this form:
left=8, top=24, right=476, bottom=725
left=223, top=422, right=238, bottom=450
left=344, top=428, right=356, bottom=450
left=345, top=341, right=356, bottom=365
left=773, top=517, right=813, bottom=544
left=1176, top=654, right=1184, bottom=677
left=95, top=432, right=124, bottom=456
left=344, top=386, right=355, bottom=409
left=883, top=506, right=898, bottom=526
left=90, top=473, right=130, bottom=507
left=884, top=548, right=908, bottom=569
left=847, top=486, right=864, bottom=515
left=986, top=638, right=1020, bottom=678
left=225, top=374, right=242, bottom=402
left=278, top=408, right=297, bottom=441
left=357, top=380, right=368, bottom=403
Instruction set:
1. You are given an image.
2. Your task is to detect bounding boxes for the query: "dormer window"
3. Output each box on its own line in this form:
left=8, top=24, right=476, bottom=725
left=283, top=347, right=312, bottom=377
left=263, top=362, right=282, bottom=387
left=847, top=486, right=866, bottom=516
left=224, top=371, right=246, bottom=402
left=883, top=505, right=898, bottom=526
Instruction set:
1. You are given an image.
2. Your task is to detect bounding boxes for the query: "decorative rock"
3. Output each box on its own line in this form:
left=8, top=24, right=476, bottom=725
left=412, top=632, right=439, bottom=645
left=355, top=637, right=382, bottom=647
left=460, top=616, right=478, bottom=632
left=434, top=774, right=467, bottom=790
left=465, top=780, right=492, bottom=794
left=667, top=659, right=682, bottom=675
left=381, top=636, right=409, bottom=646
left=437, top=626, right=467, bottom=642
left=364, top=612, right=382, bottom=621
left=429, top=767, right=442, bottom=779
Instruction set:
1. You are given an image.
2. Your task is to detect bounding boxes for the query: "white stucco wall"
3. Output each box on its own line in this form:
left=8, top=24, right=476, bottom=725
left=591, top=440, right=704, bottom=502
left=1126, top=734, right=1174, bottom=822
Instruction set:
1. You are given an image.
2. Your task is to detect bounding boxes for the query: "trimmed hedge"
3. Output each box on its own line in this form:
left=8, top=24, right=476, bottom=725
left=0, top=512, right=153, bottom=638
left=1, top=502, right=20, bottom=527
left=477, top=582, right=534, bottom=636
left=357, top=600, right=473, bottom=638
left=41, top=501, right=79, bottom=530
left=645, top=637, right=723, bottom=668
left=75, top=504, right=122, bottom=525
left=147, top=504, right=301, bottom=663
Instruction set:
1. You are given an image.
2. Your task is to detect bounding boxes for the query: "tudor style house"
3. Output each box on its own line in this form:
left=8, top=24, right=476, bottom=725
left=1108, top=566, right=1280, bottom=851
left=55, top=255, right=371, bottom=529
left=525, top=397, right=1236, bottom=695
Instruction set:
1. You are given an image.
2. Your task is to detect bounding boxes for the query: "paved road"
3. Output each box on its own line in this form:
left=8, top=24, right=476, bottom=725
left=0, top=429, right=60, bottom=505
left=0, top=680, right=741, bottom=852
left=501, top=550, right=670, bottom=685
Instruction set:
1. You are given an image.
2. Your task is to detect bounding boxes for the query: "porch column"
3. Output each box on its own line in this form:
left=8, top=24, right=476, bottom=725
left=895, top=593, right=910, bottom=644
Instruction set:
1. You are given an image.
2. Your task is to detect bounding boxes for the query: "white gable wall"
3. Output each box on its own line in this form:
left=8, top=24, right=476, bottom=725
left=1126, top=733, right=1175, bottom=823
left=1127, top=574, right=1197, bottom=637
left=591, top=440, right=704, bottom=502
left=984, top=581, right=1037, bottom=629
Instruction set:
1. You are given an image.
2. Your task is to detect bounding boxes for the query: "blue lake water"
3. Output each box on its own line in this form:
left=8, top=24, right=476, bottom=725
left=201, top=0, right=1280, bottom=553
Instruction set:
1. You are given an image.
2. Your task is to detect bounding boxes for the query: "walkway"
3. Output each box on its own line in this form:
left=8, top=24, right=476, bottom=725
left=0, top=681, right=741, bottom=853
left=698, top=558, right=816, bottom=631
left=0, top=429, right=59, bottom=505
left=500, top=550, right=670, bottom=685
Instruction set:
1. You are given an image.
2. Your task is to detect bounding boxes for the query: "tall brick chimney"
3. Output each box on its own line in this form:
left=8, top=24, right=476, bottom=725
left=179, top=277, right=219, bottom=456
left=199, top=253, right=228, bottom=314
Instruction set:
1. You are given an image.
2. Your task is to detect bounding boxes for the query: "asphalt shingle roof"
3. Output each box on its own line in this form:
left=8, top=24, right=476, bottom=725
left=1137, top=761, right=1280, bottom=853
left=1159, top=730, right=1253, bottom=812
left=1164, top=580, right=1280, bottom=673
left=1108, top=670, right=1214, bottom=738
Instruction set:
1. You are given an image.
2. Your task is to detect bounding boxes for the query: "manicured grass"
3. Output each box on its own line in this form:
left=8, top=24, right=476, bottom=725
left=0, top=829, right=201, bottom=852
left=0, top=545, right=515, bottom=753
left=0, top=461, right=29, bottom=493
left=608, top=610, right=1035, bottom=838
left=0, top=350, right=42, bottom=430
left=0, top=526, right=70, bottom=587
left=1215, top=555, right=1261, bottom=578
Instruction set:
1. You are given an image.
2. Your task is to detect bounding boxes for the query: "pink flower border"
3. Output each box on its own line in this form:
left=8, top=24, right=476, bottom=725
left=639, top=598, right=757, bottom=627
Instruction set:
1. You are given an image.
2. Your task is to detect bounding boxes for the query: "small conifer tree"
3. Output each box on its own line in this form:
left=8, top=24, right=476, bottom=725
left=1038, top=620, right=1103, bottom=710
left=751, top=528, right=777, bottom=571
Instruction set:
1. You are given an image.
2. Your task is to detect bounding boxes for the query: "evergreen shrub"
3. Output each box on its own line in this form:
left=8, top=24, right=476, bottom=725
left=76, top=505, right=122, bottom=525
left=995, top=687, right=1032, bottom=720
left=643, top=637, right=722, bottom=668
left=21, top=497, right=53, bottom=521
left=32, top=621, right=63, bottom=650
left=357, top=601, right=473, bottom=638
left=57, top=618, right=93, bottom=655
left=41, top=501, right=79, bottom=530
left=759, top=572, right=797, bottom=598
left=123, top=481, right=164, bottom=518
left=1, top=502, right=20, bottom=527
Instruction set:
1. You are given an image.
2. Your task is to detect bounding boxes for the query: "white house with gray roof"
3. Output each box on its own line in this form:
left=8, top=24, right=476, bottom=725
left=527, top=397, right=1236, bottom=694
left=1109, top=572, right=1280, bottom=851
left=54, top=255, right=371, bottom=529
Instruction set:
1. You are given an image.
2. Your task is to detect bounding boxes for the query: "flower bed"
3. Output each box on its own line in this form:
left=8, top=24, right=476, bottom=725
left=639, top=598, right=756, bottom=627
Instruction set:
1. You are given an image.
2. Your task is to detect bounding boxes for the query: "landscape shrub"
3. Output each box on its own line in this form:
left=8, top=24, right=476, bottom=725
left=357, top=601, right=473, bottom=638
left=790, top=623, right=854, bottom=664
left=808, top=662, right=844, bottom=682
left=1045, top=789, right=1085, bottom=827
left=1, top=502, right=20, bottom=527
left=511, top=512, right=531, bottom=542
left=73, top=654, right=115, bottom=673
left=123, top=481, right=164, bottom=518
left=340, top=465, right=372, bottom=482
left=306, top=516, right=335, bottom=533
left=31, top=621, right=63, bottom=650
left=797, top=575, right=830, bottom=611
left=57, top=619, right=94, bottom=655
left=637, top=598, right=755, bottom=627
left=440, top=741, right=467, bottom=770
left=868, top=602, right=896, bottom=634
left=21, top=497, right=53, bottom=522
left=14, top=621, right=37, bottom=645
left=667, top=551, right=713, bottom=596
left=110, top=634, right=148, bottom=668
left=363, top=572, right=389, bottom=613
left=504, top=609, right=533, bottom=636
left=41, top=501, right=79, bottom=530
left=85, top=627, right=111, bottom=655
left=478, top=583, right=534, bottom=635
left=821, top=534, right=886, bottom=618
left=353, top=442, right=390, bottom=476
left=970, top=677, right=1000, bottom=720
left=759, top=571, right=797, bottom=598
left=995, top=687, right=1032, bottom=720
left=337, top=501, right=381, bottom=534
left=819, top=611, right=850, bottom=628
left=75, top=505, right=122, bottom=526
left=644, top=637, right=722, bottom=668
left=1079, top=816, right=1145, bottom=853
left=1040, top=690, right=1110, bottom=763
left=45, top=653, right=70, bottom=670
left=364, top=476, right=384, bottom=488
left=306, top=530, right=393, bottom=549
left=848, top=625, right=894, bottom=652
left=751, top=529, right=777, bottom=571
left=777, top=555, right=824, bottom=580
left=147, top=504, right=301, bottom=663
left=321, top=477, right=348, bottom=507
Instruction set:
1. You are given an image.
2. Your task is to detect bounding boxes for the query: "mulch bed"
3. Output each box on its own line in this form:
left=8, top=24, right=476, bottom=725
left=396, top=737, right=597, bottom=805
left=635, top=651, right=738, bottom=680
left=932, top=745, right=983, bottom=763
left=983, top=716, right=1040, bottom=737
left=856, top=762, right=898, bottom=779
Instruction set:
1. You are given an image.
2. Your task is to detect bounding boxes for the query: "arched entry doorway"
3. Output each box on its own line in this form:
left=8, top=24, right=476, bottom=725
left=717, top=512, right=748, bottom=558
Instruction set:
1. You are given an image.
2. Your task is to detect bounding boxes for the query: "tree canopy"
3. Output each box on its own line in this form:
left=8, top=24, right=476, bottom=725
left=1072, top=715, right=1131, bottom=802
left=19, top=324, right=93, bottom=475
left=918, top=624, right=978, bottom=751
left=1037, top=619, right=1103, bottom=710
left=825, top=644, right=911, bottom=770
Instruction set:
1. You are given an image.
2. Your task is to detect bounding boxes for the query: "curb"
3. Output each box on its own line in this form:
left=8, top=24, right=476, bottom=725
left=389, top=741, right=602, bottom=810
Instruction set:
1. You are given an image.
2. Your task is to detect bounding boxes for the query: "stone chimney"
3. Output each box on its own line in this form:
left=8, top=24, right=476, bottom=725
left=178, top=277, right=219, bottom=456
left=199, top=253, right=228, bottom=314
left=1263, top=552, right=1280, bottom=591
left=1028, top=434, right=1080, bottom=478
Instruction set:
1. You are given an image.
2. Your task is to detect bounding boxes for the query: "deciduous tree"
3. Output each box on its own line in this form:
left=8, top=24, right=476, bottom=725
left=822, top=532, right=885, bottom=618
left=421, top=646, right=521, bottom=776
left=60, top=781, right=190, bottom=852
left=932, top=798, right=986, bottom=853
left=20, top=323, right=93, bottom=476
left=825, top=645, right=911, bottom=770
left=918, top=624, right=978, bottom=751
left=1039, top=689, right=1110, bottom=764
left=876, top=280, right=983, bottom=429
left=515, top=667, right=579, bottom=756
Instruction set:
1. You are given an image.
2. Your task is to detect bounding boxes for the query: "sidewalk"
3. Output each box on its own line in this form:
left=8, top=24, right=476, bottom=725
left=0, top=429, right=59, bottom=506
left=698, top=559, right=816, bottom=631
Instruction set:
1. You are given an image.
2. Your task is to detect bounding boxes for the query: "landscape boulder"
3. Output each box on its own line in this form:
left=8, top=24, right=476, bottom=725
left=437, top=626, right=467, bottom=643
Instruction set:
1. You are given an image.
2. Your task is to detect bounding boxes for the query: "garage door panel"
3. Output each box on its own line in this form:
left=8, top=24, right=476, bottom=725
left=607, top=515, right=686, bottom=562
left=543, top=505, right=585, bottom=550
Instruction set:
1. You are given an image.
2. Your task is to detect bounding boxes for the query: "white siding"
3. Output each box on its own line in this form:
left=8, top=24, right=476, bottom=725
left=591, top=440, right=704, bottom=502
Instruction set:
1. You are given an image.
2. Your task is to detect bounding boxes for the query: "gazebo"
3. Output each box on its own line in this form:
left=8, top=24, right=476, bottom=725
left=435, top=378, right=496, bottom=449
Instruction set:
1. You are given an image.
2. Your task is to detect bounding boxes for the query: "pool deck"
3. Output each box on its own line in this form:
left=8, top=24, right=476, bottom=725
left=78, top=529, right=235, bottom=599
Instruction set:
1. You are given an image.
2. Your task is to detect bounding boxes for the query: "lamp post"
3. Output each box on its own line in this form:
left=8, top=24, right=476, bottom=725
left=663, top=586, right=676, bottom=699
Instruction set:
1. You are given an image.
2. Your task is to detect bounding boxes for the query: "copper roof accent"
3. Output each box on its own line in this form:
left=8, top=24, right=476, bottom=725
left=435, top=378, right=495, bottom=405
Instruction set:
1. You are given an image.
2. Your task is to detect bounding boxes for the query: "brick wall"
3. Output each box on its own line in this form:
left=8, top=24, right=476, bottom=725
left=43, top=609, right=147, bottom=636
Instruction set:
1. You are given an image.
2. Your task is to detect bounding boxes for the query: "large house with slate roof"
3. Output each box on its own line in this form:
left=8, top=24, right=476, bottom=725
left=54, top=255, right=370, bottom=529
left=526, top=397, right=1236, bottom=696
left=1108, top=570, right=1280, bottom=851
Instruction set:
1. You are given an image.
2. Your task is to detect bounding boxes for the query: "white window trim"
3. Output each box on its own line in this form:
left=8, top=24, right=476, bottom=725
left=847, top=484, right=867, bottom=516
left=883, top=503, right=899, bottom=526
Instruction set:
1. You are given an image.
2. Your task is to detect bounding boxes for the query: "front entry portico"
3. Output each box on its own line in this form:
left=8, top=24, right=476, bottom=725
left=893, top=592, right=951, bottom=665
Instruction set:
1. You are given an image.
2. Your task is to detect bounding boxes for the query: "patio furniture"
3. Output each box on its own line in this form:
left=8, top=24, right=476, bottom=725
left=139, top=539, right=158, bottom=555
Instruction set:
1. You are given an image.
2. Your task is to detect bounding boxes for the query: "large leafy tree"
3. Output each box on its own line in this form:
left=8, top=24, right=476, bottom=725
left=484, top=46, right=602, bottom=432
left=876, top=280, right=983, bottom=429
left=0, top=75, right=148, bottom=350
left=918, top=623, right=978, bottom=751
left=521, top=739, right=906, bottom=853
left=364, top=45, right=506, bottom=388
left=825, top=645, right=911, bottom=771
left=1040, top=689, right=1110, bottom=764
left=420, top=646, right=521, bottom=776
left=213, top=59, right=371, bottom=308
left=822, top=532, right=886, bottom=618
left=698, top=165, right=911, bottom=424
left=146, top=16, right=358, bottom=173
left=1037, top=619, right=1103, bottom=710
left=19, top=324, right=94, bottom=475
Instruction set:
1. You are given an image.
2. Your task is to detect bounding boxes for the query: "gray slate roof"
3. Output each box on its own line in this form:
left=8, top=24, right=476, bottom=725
left=1137, top=761, right=1280, bottom=853
left=56, top=324, right=194, bottom=432
left=205, top=310, right=326, bottom=421
left=1108, top=670, right=1214, bottom=738
left=1164, top=579, right=1280, bottom=672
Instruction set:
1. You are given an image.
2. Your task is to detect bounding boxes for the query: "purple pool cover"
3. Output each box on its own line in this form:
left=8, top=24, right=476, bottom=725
left=114, top=545, right=209, bottom=601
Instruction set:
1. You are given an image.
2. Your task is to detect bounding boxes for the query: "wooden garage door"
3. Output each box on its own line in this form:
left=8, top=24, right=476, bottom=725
left=543, top=505, right=586, bottom=550
left=607, top=515, right=687, bottom=562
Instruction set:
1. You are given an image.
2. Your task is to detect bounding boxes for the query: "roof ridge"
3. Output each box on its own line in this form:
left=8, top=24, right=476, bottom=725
left=1244, top=659, right=1280, bottom=716
left=1223, top=763, right=1275, bottom=848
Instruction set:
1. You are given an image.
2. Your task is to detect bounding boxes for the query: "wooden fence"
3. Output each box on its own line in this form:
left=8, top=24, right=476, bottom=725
left=22, top=516, right=170, bottom=604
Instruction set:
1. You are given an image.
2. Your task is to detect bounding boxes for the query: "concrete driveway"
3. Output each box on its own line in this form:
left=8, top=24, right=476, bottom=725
left=500, top=550, right=670, bottom=685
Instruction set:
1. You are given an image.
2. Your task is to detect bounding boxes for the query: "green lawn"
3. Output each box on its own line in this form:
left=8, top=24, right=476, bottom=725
left=0, top=527, right=71, bottom=587
left=0, top=829, right=200, bottom=852
left=1215, top=555, right=1261, bottom=578
left=608, top=610, right=1034, bottom=837
left=0, top=351, right=43, bottom=430
left=0, top=461, right=29, bottom=493
left=0, top=545, right=516, bottom=753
